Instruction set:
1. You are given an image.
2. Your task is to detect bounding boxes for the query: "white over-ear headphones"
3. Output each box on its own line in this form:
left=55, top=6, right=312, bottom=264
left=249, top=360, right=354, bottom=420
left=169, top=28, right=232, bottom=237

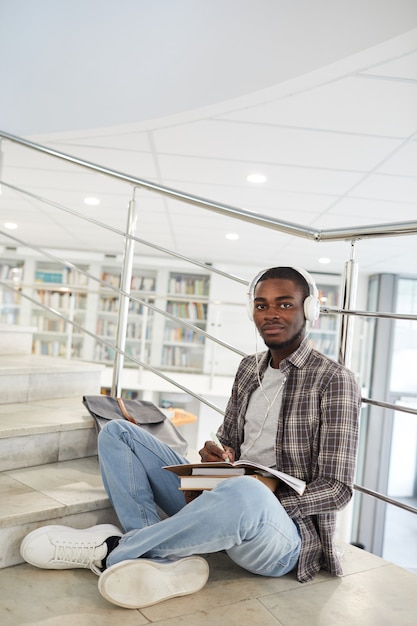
left=247, top=266, right=320, bottom=325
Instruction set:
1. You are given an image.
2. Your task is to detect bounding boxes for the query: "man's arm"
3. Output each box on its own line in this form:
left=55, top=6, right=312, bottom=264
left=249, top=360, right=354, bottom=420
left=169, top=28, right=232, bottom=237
left=279, top=367, right=361, bottom=517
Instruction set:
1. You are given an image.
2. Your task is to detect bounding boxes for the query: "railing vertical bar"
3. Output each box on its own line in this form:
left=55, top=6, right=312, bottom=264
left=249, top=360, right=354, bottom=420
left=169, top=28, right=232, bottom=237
left=66, top=291, right=75, bottom=359
left=111, top=192, right=138, bottom=396
left=338, top=241, right=359, bottom=368
left=336, top=241, right=360, bottom=544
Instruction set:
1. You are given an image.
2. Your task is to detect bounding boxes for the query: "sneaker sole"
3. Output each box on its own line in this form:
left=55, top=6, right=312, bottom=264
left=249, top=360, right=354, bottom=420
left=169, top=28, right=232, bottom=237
left=98, top=557, right=209, bottom=609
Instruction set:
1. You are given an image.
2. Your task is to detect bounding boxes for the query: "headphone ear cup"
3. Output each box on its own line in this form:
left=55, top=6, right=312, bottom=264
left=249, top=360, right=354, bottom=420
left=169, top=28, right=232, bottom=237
left=247, top=268, right=268, bottom=323
left=247, top=296, right=254, bottom=321
left=303, top=295, right=320, bottom=322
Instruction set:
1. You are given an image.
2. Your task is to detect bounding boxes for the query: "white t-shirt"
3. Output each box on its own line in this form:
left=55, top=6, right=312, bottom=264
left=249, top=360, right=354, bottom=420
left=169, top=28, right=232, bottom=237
left=240, top=362, right=286, bottom=467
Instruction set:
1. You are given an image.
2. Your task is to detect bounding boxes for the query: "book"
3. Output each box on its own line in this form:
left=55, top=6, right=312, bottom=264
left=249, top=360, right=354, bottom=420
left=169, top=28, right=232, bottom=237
left=163, top=460, right=306, bottom=495
left=176, top=473, right=279, bottom=492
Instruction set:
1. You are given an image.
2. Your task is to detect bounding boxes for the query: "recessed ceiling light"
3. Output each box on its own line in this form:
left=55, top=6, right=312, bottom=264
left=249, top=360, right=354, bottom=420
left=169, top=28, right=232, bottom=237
left=84, top=197, right=100, bottom=206
left=247, top=173, right=266, bottom=184
left=225, top=233, right=239, bottom=240
left=318, top=257, right=331, bottom=264
left=4, top=222, right=18, bottom=229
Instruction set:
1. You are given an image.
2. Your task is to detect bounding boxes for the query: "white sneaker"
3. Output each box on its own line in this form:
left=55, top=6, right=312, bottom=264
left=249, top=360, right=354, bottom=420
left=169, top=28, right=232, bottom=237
left=20, top=524, right=123, bottom=574
left=98, top=556, right=209, bottom=609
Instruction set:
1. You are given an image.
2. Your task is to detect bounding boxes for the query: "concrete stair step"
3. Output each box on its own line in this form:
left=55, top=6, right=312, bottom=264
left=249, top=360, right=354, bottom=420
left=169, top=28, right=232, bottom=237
left=0, top=325, right=36, bottom=356
left=0, top=456, right=120, bottom=569
left=0, top=355, right=103, bottom=404
left=0, top=397, right=98, bottom=472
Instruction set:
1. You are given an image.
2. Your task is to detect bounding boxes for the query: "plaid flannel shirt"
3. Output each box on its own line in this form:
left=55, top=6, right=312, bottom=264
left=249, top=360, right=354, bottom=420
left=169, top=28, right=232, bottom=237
left=217, top=338, right=361, bottom=583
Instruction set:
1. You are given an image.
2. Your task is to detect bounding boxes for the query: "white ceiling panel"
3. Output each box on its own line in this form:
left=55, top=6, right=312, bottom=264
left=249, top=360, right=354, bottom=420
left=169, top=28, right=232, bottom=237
left=216, top=76, right=417, bottom=138
left=164, top=183, right=337, bottom=215
left=52, top=131, right=152, bottom=152
left=351, top=174, right=417, bottom=203
left=154, top=120, right=403, bottom=171
left=377, top=141, right=417, bottom=176
left=363, top=50, right=417, bottom=80
left=157, top=154, right=363, bottom=196
left=42, top=143, right=158, bottom=180
left=0, top=6, right=416, bottom=278
left=329, top=197, right=417, bottom=220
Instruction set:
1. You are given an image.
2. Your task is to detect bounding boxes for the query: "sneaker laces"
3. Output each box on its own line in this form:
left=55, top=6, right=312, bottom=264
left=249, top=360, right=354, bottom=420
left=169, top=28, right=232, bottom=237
left=52, top=538, right=106, bottom=575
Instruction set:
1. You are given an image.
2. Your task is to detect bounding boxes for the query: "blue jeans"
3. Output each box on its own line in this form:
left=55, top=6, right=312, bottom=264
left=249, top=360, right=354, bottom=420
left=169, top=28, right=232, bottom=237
left=98, top=420, right=301, bottom=577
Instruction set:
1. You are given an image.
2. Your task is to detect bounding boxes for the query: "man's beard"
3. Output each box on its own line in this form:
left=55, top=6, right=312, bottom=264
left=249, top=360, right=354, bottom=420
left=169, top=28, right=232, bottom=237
left=262, top=322, right=305, bottom=351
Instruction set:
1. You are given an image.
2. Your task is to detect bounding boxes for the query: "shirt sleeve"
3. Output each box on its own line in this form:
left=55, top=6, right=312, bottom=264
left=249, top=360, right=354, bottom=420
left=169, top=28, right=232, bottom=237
left=279, top=367, right=361, bottom=518
left=216, top=361, right=243, bottom=454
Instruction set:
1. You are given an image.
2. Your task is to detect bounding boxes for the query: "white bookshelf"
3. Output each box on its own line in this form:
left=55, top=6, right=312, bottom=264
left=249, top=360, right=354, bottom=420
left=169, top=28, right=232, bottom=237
left=161, top=272, right=210, bottom=372
left=94, top=266, right=157, bottom=366
left=0, top=254, right=341, bottom=375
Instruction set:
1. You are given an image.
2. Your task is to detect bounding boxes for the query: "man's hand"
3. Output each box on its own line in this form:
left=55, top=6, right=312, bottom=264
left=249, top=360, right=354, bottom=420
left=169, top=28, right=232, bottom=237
left=183, top=490, right=203, bottom=504
left=198, top=440, right=235, bottom=463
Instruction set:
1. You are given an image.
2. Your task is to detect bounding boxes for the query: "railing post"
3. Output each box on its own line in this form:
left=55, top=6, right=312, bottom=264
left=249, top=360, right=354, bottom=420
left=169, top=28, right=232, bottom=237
left=111, top=191, right=138, bottom=396
left=336, top=241, right=359, bottom=546
left=65, top=289, right=75, bottom=359
left=338, top=241, right=359, bottom=367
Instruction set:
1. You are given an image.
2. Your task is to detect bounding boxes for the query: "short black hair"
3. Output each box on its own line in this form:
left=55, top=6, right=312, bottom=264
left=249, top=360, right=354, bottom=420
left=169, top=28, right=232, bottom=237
left=255, top=267, right=310, bottom=301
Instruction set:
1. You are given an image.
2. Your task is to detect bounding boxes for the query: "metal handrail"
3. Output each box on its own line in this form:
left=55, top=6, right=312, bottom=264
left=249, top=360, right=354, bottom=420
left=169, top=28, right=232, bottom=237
left=4, top=270, right=414, bottom=520
left=0, top=278, right=226, bottom=415
left=0, top=180, right=247, bottom=286
left=322, top=306, right=417, bottom=322
left=353, top=485, right=417, bottom=515
left=1, top=130, right=417, bottom=525
left=362, top=397, right=417, bottom=416
left=0, top=231, right=247, bottom=360
left=1, top=130, right=417, bottom=243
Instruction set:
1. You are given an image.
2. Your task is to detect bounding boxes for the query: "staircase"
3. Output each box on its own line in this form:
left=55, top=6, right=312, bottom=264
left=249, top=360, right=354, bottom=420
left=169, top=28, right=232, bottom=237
left=0, top=325, right=119, bottom=569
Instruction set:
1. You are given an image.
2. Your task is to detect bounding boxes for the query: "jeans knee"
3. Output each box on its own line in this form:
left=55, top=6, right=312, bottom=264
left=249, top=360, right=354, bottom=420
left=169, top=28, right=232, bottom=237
left=99, top=419, right=123, bottom=438
left=218, top=475, right=275, bottom=511
left=98, top=420, right=129, bottom=453
left=98, top=420, right=159, bottom=456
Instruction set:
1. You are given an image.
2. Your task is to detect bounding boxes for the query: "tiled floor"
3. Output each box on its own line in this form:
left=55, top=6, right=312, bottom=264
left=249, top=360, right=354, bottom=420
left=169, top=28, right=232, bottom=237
left=1, top=544, right=417, bottom=626
left=1, top=392, right=416, bottom=625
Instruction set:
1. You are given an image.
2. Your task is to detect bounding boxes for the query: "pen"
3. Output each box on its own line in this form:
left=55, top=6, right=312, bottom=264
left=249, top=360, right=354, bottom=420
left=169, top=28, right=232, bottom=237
left=210, top=431, right=231, bottom=463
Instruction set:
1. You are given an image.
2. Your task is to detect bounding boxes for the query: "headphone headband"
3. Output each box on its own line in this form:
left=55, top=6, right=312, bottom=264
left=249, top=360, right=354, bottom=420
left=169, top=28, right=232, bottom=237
left=247, top=266, right=320, bottom=326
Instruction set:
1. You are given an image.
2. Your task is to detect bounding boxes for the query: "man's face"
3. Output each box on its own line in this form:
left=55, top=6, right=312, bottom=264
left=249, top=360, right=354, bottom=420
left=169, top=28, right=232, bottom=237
left=252, top=277, right=306, bottom=351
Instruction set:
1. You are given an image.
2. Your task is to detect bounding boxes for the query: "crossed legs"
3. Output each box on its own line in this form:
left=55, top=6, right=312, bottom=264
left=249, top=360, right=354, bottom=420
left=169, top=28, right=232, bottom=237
left=99, top=420, right=301, bottom=577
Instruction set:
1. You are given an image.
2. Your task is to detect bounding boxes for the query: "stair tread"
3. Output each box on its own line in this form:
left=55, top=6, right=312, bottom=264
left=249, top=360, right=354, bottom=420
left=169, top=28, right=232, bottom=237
left=0, top=355, right=104, bottom=374
left=0, top=397, right=94, bottom=439
left=0, top=455, right=119, bottom=569
left=1, top=457, right=107, bottom=528
left=0, top=352, right=116, bottom=569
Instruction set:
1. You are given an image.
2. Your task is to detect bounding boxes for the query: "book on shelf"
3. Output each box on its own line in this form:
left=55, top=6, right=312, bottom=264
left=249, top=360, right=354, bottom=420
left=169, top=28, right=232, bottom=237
left=35, top=270, right=63, bottom=284
left=168, top=274, right=209, bottom=296
left=163, top=460, right=306, bottom=495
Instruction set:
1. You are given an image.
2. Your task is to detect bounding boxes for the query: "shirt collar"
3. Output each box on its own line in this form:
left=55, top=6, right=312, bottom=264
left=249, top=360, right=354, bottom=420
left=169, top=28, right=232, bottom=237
left=258, top=337, right=313, bottom=373
left=284, top=337, right=313, bottom=369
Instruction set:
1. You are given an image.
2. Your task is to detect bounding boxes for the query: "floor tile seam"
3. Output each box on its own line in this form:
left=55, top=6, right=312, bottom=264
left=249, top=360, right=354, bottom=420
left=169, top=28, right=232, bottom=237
left=341, top=561, right=394, bottom=578
left=140, top=597, right=285, bottom=625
